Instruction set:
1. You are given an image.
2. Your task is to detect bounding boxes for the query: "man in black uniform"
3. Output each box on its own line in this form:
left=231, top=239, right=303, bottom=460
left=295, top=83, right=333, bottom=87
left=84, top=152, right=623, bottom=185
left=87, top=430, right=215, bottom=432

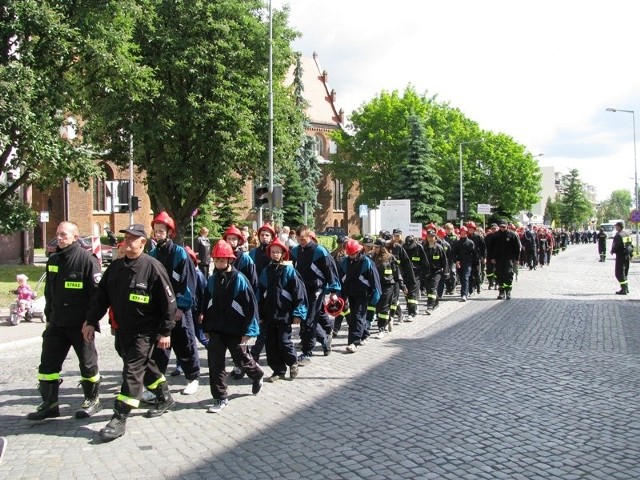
left=597, top=228, right=607, bottom=262
left=83, top=224, right=177, bottom=441
left=28, top=221, right=102, bottom=421
left=488, top=220, right=521, bottom=300
left=611, top=221, right=632, bottom=295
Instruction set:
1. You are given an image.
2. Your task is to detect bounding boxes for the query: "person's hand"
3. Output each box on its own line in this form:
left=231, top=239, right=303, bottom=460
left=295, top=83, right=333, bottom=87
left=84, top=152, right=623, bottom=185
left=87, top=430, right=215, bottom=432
left=82, top=322, right=95, bottom=343
left=157, top=335, right=171, bottom=349
left=174, top=309, right=183, bottom=321
left=292, top=316, right=302, bottom=324
left=198, top=313, right=204, bottom=324
left=241, top=335, right=250, bottom=345
left=329, top=293, right=338, bottom=302
left=490, top=259, right=496, bottom=264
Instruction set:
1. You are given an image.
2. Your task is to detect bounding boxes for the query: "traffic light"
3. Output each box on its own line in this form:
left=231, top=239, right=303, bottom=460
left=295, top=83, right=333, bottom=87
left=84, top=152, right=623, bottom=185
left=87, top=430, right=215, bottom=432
left=255, top=186, right=270, bottom=208
left=272, top=184, right=283, bottom=209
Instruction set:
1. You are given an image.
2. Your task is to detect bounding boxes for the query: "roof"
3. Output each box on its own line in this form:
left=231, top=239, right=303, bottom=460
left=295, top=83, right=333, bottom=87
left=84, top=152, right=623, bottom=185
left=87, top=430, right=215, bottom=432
left=286, top=52, right=344, bottom=129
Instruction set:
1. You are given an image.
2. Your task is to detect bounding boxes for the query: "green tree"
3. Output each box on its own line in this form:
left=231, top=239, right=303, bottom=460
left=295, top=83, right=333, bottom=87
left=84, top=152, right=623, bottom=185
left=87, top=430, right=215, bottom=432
left=544, top=196, right=560, bottom=226
left=602, top=189, right=632, bottom=221
left=397, top=113, right=444, bottom=223
left=557, top=169, right=593, bottom=229
left=331, top=86, right=541, bottom=220
left=0, top=0, right=152, bottom=233
left=101, top=0, right=303, bottom=240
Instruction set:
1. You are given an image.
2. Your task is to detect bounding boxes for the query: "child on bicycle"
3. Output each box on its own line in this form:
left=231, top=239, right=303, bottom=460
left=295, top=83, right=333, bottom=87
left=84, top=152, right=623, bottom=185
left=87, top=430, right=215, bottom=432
left=14, top=274, right=36, bottom=318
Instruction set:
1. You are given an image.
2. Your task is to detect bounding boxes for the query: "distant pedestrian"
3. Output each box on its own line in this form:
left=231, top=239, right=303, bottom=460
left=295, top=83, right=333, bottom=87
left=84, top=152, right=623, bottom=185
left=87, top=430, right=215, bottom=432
left=195, top=227, right=211, bottom=277
left=611, top=221, right=632, bottom=295
left=597, top=228, right=607, bottom=262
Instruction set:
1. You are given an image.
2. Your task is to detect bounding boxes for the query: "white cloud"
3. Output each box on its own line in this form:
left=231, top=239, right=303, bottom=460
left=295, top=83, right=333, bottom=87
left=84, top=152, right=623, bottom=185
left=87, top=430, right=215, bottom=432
left=274, top=0, right=640, bottom=202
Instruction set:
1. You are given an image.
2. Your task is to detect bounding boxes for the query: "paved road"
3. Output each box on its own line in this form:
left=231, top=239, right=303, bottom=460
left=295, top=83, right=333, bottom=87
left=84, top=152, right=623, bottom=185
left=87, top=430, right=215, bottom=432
left=0, top=244, right=638, bottom=479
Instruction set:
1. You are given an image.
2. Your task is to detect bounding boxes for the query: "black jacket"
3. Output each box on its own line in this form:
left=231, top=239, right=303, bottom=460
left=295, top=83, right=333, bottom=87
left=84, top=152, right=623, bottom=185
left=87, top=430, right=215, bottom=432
left=452, top=237, right=477, bottom=265
left=45, top=241, right=101, bottom=327
left=86, top=253, right=177, bottom=337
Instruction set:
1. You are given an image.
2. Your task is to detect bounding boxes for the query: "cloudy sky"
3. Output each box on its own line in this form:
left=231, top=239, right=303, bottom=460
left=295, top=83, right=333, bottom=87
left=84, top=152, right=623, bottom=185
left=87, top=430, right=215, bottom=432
left=273, top=0, right=639, bottom=203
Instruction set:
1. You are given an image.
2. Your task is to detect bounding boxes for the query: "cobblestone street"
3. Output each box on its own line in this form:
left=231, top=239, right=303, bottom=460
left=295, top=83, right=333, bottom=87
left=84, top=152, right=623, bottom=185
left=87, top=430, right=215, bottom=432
left=0, top=243, right=638, bottom=479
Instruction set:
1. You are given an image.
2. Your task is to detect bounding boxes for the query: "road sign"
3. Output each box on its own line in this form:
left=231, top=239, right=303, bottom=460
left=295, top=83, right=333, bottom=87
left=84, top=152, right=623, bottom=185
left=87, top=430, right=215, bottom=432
left=359, top=204, right=369, bottom=218
left=39, top=211, right=49, bottom=223
left=630, top=209, right=640, bottom=223
left=477, top=203, right=492, bottom=215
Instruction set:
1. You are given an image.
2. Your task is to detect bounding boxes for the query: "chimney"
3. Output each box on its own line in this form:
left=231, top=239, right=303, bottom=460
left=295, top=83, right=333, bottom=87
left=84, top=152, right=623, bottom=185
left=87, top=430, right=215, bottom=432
left=339, top=108, right=344, bottom=124
left=322, top=69, right=328, bottom=83
left=330, top=89, right=336, bottom=103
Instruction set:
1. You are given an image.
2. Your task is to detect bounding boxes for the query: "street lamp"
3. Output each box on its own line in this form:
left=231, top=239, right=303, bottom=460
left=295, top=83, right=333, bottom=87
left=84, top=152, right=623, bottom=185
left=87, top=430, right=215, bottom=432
left=606, top=107, right=638, bottom=253
left=459, top=139, right=485, bottom=224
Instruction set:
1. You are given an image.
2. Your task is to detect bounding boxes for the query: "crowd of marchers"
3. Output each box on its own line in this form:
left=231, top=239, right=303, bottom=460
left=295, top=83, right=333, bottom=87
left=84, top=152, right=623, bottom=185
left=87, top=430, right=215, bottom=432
left=26, top=214, right=631, bottom=443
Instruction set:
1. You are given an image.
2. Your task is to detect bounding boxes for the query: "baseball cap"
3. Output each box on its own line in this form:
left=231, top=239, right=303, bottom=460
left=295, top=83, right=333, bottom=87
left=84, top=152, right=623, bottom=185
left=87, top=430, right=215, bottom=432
left=119, top=223, right=147, bottom=239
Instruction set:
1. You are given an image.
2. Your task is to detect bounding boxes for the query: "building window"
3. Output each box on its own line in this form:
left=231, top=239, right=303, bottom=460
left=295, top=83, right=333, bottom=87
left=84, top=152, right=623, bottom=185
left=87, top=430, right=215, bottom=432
left=333, top=177, right=344, bottom=211
left=93, top=176, right=106, bottom=212
left=314, top=134, right=326, bottom=159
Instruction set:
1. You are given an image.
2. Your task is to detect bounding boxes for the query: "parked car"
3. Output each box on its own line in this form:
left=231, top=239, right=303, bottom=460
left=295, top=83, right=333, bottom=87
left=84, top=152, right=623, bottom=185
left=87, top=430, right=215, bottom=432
left=45, top=236, right=113, bottom=263
left=317, top=227, right=347, bottom=238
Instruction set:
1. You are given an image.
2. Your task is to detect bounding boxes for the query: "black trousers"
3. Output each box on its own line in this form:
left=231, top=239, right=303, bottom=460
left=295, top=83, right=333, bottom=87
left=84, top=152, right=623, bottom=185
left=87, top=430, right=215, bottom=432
left=118, top=332, right=165, bottom=402
left=615, top=254, right=629, bottom=285
left=264, top=322, right=297, bottom=376
left=299, top=287, right=329, bottom=355
left=495, top=259, right=515, bottom=291
left=38, top=323, right=98, bottom=380
left=207, top=332, right=263, bottom=400
left=152, top=310, right=200, bottom=381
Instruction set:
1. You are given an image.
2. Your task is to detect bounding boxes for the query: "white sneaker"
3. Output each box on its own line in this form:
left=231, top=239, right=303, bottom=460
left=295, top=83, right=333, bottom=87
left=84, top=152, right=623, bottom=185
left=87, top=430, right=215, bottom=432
left=346, top=344, right=358, bottom=353
left=182, top=379, right=199, bottom=395
left=374, top=330, right=387, bottom=339
left=207, top=398, right=229, bottom=413
left=141, top=388, right=157, bottom=403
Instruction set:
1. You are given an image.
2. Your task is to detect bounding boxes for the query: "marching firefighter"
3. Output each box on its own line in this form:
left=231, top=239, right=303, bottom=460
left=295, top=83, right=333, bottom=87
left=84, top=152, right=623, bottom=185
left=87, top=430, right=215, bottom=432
left=82, top=223, right=177, bottom=441
left=389, top=229, right=419, bottom=321
left=28, top=221, right=102, bottom=421
left=488, top=220, right=521, bottom=300
left=465, top=221, right=486, bottom=294
left=371, top=238, right=405, bottom=338
left=149, top=212, right=200, bottom=396
left=424, top=228, right=447, bottom=312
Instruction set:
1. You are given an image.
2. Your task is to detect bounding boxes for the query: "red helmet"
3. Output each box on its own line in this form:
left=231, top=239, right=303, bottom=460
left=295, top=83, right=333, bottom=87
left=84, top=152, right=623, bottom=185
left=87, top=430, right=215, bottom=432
left=223, top=224, right=244, bottom=245
left=324, top=297, right=345, bottom=317
left=460, top=226, right=469, bottom=234
left=151, top=212, right=176, bottom=236
left=344, top=239, right=363, bottom=256
left=436, top=228, right=446, bottom=239
left=426, top=223, right=437, bottom=231
left=257, top=223, right=276, bottom=237
left=466, top=221, right=477, bottom=230
left=422, top=228, right=428, bottom=240
left=184, top=245, right=198, bottom=266
left=211, top=239, right=236, bottom=260
left=266, top=237, right=289, bottom=261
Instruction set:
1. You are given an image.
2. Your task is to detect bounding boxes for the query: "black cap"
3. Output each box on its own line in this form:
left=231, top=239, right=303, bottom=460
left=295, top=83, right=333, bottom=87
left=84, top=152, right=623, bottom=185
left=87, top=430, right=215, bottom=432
left=615, top=221, right=624, bottom=228
left=498, top=219, right=507, bottom=226
left=119, top=223, right=147, bottom=239
left=373, top=238, right=386, bottom=247
left=490, top=223, right=498, bottom=228
left=427, top=229, right=436, bottom=236
left=392, top=228, right=402, bottom=234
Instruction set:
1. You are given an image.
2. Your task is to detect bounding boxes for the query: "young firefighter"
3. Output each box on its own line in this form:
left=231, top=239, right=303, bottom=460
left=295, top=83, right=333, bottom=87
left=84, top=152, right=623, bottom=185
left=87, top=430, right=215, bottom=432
left=370, top=238, right=404, bottom=339
left=200, top=240, right=264, bottom=413
left=339, top=239, right=381, bottom=353
left=222, top=224, right=259, bottom=380
left=258, top=238, right=308, bottom=382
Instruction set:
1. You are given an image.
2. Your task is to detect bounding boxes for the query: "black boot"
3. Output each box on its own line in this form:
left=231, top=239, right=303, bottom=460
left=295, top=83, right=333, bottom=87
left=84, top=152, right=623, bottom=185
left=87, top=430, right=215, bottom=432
left=505, top=290, right=512, bottom=300
left=145, top=381, right=175, bottom=418
left=497, top=289, right=505, bottom=300
left=99, top=401, right=131, bottom=442
left=76, top=378, right=101, bottom=419
left=27, top=379, right=61, bottom=420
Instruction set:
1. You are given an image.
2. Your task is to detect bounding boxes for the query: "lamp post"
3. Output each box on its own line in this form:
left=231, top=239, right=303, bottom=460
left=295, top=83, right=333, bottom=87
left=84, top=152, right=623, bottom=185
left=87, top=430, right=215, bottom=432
left=459, top=139, right=485, bottom=224
left=606, top=107, right=638, bottom=253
